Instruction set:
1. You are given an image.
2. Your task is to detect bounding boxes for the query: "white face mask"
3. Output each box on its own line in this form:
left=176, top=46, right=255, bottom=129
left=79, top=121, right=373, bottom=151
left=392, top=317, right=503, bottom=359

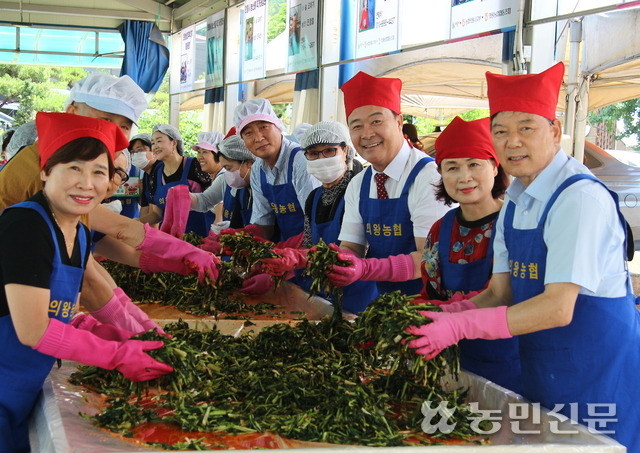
left=306, top=154, right=347, bottom=184
left=131, top=152, right=151, bottom=169
left=224, top=161, right=248, bottom=189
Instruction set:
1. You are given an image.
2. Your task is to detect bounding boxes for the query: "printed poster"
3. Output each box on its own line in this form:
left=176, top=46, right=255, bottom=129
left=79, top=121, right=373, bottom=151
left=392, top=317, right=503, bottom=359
left=450, top=0, right=520, bottom=39
left=242, top=0, right=267, bottom=81
left=286, top=0, right=318, bottom=73
left=205, top=10, right=225, bottom=89
left=179, top=24, right=196, bottom=92
left=355, top=0, right=400, bottom=59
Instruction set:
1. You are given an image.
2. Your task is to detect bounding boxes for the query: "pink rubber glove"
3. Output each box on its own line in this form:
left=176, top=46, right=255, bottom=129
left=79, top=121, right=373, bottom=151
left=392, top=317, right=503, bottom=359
left=219, top=224, right=265, bottom=239
left=113, top=287, right=167, bottom=336
left=436, top=291, right=480, bottom=312
left=238, top=273, right=274, bottom=295
left=161, top=185, right=191, bottom=239
left=327, top=250, right=415, bottom=287
left=261, top=248, right=308, bottom=276
left=200, top=232, right=223, bottom=254
left=137, top=223, right=220, bottom=283
left=276, top=232, right=304, bottom=249
left=34, top=318, right=173, bottom=382
left=406, top=306, right=512, bottom=359
left=160, top=191, right=175, bottom=236
left=440, top=299, right=477, bottom=313
left=89, top=293, right=147, bottom=335
left=70, top=314, right=134, bottom=342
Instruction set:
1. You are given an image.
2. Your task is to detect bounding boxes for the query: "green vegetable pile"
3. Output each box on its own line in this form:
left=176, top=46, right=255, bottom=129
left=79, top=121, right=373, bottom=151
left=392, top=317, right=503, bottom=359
left=100, top=231, right=280, bottom=317
left=70, top=292, right=486, bottom=449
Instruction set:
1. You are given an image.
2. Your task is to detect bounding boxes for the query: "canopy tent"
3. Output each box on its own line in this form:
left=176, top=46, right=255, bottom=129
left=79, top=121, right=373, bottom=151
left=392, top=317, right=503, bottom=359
left=252, top=34, right=503, bottom=118
left=579, top=8, right=640, bottom=111
left=400, top=94, right=490, bottom=120
left=251, top=7, right=640, bottom=123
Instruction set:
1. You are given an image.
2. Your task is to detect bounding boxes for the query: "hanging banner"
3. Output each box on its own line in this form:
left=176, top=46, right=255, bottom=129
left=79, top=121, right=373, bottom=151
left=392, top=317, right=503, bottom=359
left=205, top=10, right=225, bottom=89
left=179, top=24, right=196, bottom=92
left=286, top=0, right=318, bottom=73
left=450, top=0, right=520, bottom=40
left=355, top=0, right=400, bottom=59
left=242, top=0, right=267, bottom=81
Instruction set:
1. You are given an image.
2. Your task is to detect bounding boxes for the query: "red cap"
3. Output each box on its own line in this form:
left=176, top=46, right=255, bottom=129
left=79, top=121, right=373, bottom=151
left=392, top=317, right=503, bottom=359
left=341, top=71, right=402, bottom=119
left=435, top=116, right=497, bottom=166
left=486, top=62, right=565, bottom=120
left=36, top=112, right=128, bottom=169
left=224, top=127, right=237, bottom=139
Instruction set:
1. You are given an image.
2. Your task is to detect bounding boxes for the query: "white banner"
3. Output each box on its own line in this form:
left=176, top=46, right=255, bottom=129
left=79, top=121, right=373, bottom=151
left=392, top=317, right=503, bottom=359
left=242, top=0, right=267, bottom=81
left=205, top=10, right=225, bottom=89
left=355, top=0, right=400, bottom=59
left=450, top=0, right=520, bottom=40
left=286, top=0, right=318, bottom=73
left=179, top=25, right=196, bottom=92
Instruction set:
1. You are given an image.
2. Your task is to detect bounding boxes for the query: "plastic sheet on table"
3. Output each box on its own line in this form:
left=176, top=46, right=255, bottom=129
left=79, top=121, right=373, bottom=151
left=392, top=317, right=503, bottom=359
left=31, top=362, right=625, bottom=452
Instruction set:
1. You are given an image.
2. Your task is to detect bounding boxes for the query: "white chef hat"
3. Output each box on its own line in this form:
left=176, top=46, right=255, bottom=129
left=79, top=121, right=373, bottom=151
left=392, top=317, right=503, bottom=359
left=291, top=122, right=312, bottom=143
left=233, top=98, right=285, bottom=136
left=192, top=131, right=224, bottom=152
left=65, top=73, right=148, bottom=125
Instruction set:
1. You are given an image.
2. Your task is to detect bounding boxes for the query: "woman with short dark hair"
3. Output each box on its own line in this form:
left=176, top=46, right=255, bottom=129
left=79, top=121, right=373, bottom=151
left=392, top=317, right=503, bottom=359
left=0, top=112, right=172, bottom=452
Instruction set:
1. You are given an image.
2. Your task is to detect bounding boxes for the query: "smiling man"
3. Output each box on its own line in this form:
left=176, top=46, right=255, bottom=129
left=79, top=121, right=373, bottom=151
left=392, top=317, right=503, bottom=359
left=336, top=71, right=450, bottom=296
left=405, top=62, right=640, bottom=452
left=232, top=98, right=320, bottom=242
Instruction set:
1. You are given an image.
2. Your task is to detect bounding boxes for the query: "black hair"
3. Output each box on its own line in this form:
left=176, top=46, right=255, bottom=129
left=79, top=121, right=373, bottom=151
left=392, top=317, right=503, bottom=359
left=434, top=161, right=510, bottom=206
left=402, top=123, right=419, bottom=142
left=43, top=137, right=115, bottom=178
left=489, top=112, right=555, bottom=125
left=2, top=129, right=15, bottom=152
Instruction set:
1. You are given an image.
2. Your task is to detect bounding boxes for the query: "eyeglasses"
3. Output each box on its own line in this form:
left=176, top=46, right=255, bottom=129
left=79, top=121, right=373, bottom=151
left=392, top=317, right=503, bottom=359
left=114, top=168, right=129, bottom=185
left=304, top=146, right=341, bottom=161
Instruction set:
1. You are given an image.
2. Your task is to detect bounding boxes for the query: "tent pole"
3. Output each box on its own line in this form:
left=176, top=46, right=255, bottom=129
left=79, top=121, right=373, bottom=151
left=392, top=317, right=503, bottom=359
left=573, top=77, right=589, bottom=164
left=564, top=18, right=583, bottom=155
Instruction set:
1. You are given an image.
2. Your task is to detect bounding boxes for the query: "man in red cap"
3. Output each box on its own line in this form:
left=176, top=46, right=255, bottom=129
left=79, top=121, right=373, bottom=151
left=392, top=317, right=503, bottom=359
left=332, top=71, right=451, bottom=296
left=405, top=62, right=640, bottom=452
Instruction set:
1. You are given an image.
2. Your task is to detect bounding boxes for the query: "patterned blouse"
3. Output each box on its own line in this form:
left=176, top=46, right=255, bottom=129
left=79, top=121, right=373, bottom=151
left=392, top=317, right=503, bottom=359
left=420, top=208, right=499, bottom=300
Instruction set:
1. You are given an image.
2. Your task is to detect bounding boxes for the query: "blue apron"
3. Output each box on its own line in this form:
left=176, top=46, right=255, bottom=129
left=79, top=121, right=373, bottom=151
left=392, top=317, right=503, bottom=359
left=308, top=188, right=379, bottom=314
left=505, top=174, right=640, bottom=451
left=439, top=209, right=522, bottom=393
left=259, top=148, right=305, bottom=242
left=0, top=201, right=87, bottom=452
left=152, top=157, right=214, bottom=237
left=222, top=185, right=252, bottom=228
left=359, top=157, right=431, bottom=296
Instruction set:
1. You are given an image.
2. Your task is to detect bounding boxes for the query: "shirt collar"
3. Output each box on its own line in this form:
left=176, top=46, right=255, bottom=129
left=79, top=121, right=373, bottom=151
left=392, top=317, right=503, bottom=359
left=376, top=141, right=412, bottom=181
left=505, top=149, right=567, bottom=202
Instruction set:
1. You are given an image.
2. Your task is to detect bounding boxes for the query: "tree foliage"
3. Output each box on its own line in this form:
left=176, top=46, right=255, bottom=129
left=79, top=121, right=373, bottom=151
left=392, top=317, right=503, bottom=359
left=589, top=99, right=640, bottom=150
left=267, top=0, right=287, bottom=42
left=0, top=65, right=88, bottom=126
left=403, top=109, right=490, bottom=136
